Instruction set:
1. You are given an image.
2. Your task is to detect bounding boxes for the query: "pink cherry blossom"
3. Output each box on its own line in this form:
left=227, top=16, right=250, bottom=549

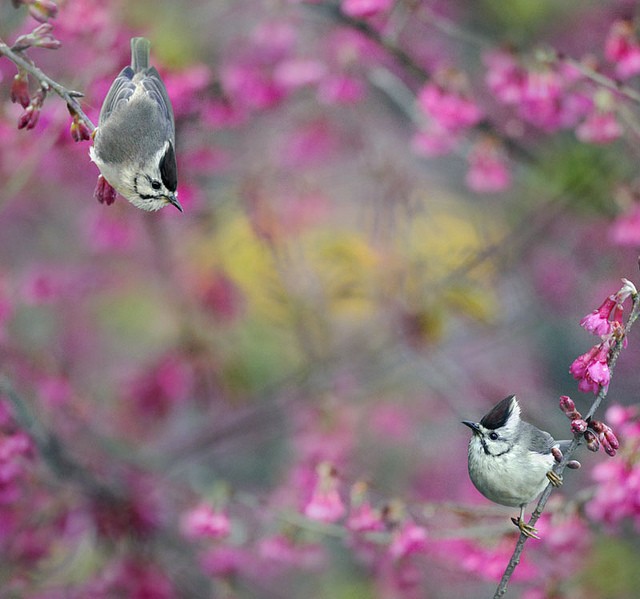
left=346, top=501, right=384, bottom=532
left=303, top=463, right=346, bottom=523
left=579, top=296, right=617, bottom=336
left=317, top=74, right=365, bottom=104
left=576, top=111, right=622, bottom=144
left=605, top=20, right=640, bottom=79
left=180, top=503, right=231, bottom=540
left=411, top=122, right=459, bottom=157
left=570, top=342, right=611, bottom=394
left=341, top=0, right=394, bottom=19
left=465, top=140, right=511, bottom=193
left=417, top=82, right=483, bottom=132
left=388, top=521, right=429, bottom=560
left=610, top=203, right=640, bottom=246
left=484, top=49, right=527, bottom=105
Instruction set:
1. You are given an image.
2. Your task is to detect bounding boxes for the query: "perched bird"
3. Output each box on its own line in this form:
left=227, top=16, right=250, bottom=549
left=463, top=395, right=568, bottom=538
left=90, top=37, right=181, bottom=212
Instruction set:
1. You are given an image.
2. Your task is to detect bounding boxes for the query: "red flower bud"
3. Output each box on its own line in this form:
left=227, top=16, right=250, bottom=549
left=604, top=428, right=620, bottom=450
left=70, top=115, right=91, bottom=142
left=10, top=73, right=30, bottom=108
left=17, top=106, right=40, bottom=130
left=567, top=460, right=581, bottom=469
left=559, top=395, right=576, bottom=414
left=94, top=175, right=117, bottom=206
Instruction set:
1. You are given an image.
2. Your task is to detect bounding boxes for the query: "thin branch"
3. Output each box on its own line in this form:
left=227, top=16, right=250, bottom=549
left=493, top=288, right=640, bottom=599
left=558, top=54, right=640, bottom=107
left=0, top=375, right=117, bottom=499
left=0, top=39, right=95, bottom=131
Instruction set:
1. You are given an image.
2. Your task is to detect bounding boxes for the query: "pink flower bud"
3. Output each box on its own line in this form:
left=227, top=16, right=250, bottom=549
left=32, top=23, right=61, bottom=49
left=590, top=420, right=605, bottom=434
left=70, top=115, right=91, bottom=142
left=17, top=106, right=40, bottom=130
left=551, top=446, right=563, bottom=463
left=571, top=419, right=588, bottom=434
left=10, top=73, right=30, bottom=108
left=94, top=175, right=117, bottom=206
left=559, top=395, right=576, bottom=413
left=599, top=425, right=618, bottom=456
left=604, top=428, right=620, bottom=450
left=28, top=0, right=59, bottom=23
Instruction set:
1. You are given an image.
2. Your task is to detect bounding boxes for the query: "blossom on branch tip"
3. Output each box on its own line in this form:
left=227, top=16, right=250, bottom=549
left=13, top=23, right=60, bottom=50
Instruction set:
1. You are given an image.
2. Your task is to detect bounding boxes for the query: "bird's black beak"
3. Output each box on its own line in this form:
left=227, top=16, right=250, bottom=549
left=167, top=194, right=183, bottom=213
left=462, top=420, right=481, bottom=433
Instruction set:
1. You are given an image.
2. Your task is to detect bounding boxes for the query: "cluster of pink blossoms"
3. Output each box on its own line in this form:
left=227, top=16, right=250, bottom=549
left=570, top=279, right=637, bottom=394
left=605, top=19, right=640, bottom=79
left=586, top=404, right=640, bottom=529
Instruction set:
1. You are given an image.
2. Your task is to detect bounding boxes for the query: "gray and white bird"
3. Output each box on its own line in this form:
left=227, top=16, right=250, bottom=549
left=90, top=37, right=181, bottom=212
left=463, top=395, right=568, bottom=538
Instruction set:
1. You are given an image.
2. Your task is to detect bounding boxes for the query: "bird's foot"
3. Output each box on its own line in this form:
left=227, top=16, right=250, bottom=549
left=546, top=470, right=563, bottom=487
left=511, top=516, right=540, bottom=539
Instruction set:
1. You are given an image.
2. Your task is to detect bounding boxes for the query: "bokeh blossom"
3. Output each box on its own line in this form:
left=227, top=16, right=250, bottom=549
left=2, top=1, right=640, bottom=597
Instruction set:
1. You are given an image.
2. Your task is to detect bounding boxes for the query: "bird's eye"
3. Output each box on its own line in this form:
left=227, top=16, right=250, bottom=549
left=489, top=432, right=499, bottom=440
left=151, top=180, right=161, bottom=190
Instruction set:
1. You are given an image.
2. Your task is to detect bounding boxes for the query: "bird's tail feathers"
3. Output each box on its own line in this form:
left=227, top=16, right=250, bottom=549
left=131, top=37, right=151, bottom=72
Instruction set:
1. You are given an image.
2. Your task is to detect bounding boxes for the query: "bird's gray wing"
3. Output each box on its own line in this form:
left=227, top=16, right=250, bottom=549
left=99, top=66, right=136, bottom=125
left=139, top=66, right=175, bottom=142
left=524, top=423, right=557, bottom=454
left=554, top=440, right=573, bottom=455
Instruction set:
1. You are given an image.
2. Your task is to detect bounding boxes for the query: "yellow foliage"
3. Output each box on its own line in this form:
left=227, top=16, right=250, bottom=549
left=189, top=192, right=502, bottom=337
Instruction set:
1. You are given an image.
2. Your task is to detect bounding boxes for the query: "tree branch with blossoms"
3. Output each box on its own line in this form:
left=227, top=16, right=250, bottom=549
left=493, top=278, right=640, bottom=598
left=0, top=2, right=94, bottom=139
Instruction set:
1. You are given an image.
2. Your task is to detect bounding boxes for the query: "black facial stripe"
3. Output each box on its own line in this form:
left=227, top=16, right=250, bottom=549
left=134, top=175, right=163, bottom=200
left=480, top=435, right=511, bottom=457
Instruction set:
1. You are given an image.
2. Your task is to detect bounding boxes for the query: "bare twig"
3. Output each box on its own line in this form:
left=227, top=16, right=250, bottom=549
left=493, top=288, right=640, bottom=598
left=0, top=39, right=95, bottom=132
left=558, top=54, right=640, bottom=107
